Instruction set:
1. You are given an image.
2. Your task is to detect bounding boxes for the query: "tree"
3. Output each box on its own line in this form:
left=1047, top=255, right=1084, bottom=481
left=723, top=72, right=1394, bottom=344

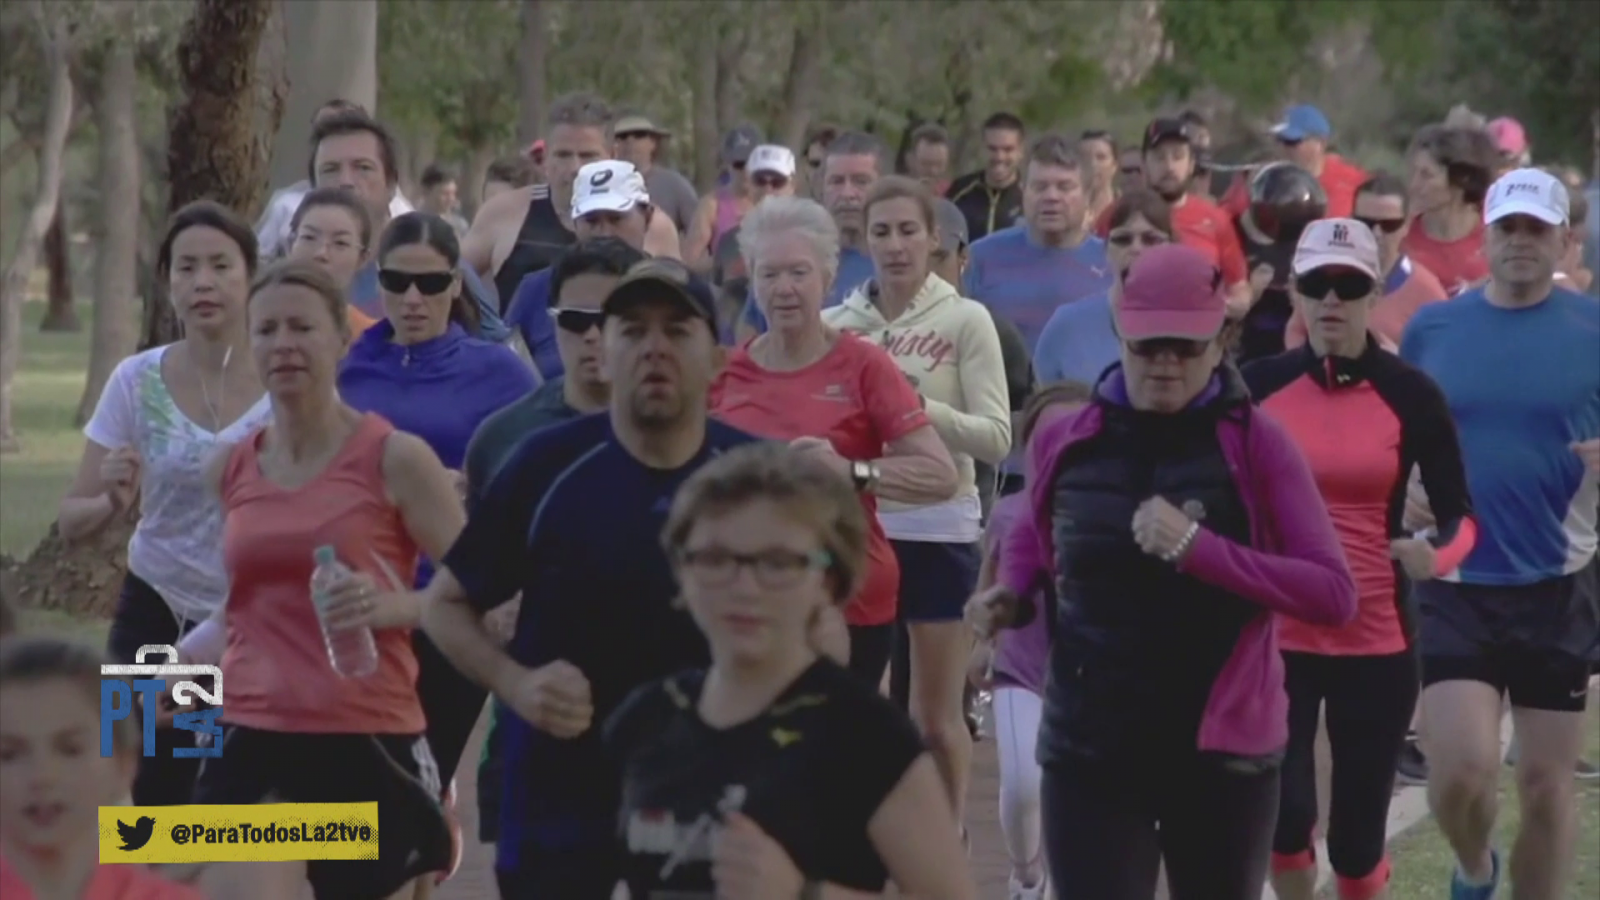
left=516, top=0, right=548, bottom=149
left=0, top=4, right=75, bottom=454
left=265, top=0, right=378, bottom=191
left=39, top=206, right=81, bottom=331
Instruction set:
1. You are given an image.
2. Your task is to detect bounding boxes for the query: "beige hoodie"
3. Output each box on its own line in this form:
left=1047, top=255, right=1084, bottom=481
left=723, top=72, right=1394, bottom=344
left=823, top=275, right=1010, bottom=535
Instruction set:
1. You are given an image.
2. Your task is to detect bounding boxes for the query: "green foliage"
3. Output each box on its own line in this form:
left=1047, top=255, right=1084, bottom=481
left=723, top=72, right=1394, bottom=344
left=379, top=0, right=521, bottom=157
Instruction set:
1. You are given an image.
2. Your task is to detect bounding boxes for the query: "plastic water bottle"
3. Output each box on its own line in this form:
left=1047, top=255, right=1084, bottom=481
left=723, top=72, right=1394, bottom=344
left=309, top=545, right=379, bottom=678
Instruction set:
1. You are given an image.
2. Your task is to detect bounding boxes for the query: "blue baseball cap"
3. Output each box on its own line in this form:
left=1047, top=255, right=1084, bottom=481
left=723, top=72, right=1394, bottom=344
left=1272, top=105, right=1332, bottom=142
left=602, top=258, right=719, bottom=330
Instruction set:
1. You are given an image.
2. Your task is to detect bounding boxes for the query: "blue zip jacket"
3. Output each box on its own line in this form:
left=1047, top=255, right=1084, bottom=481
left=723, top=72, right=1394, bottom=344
left=338, top=319, right=536, bottom=585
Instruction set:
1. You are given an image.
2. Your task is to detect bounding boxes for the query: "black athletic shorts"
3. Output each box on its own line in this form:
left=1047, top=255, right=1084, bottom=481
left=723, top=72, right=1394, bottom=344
left=1418, top=558, right=1598, bottom=712
left=193, top=725, right=451, bottom=900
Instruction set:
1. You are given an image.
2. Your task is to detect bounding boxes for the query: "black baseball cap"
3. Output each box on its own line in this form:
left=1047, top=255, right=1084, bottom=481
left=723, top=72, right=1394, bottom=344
left=1142, top=117, right=1194, bottom=153
left=602, top=258, right=719, bottom=329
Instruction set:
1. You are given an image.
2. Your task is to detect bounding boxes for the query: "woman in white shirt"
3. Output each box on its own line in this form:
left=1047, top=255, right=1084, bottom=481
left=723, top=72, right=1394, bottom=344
left=57, top=201, right=272, bottom=805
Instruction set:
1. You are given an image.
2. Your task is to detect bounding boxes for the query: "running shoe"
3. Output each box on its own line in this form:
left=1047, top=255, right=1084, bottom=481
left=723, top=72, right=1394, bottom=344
left=1449, top=848, right=1500, bottom=900
left=434, top=778, right=463, bottom=885
left=1008, top=872, right=1049, bottom=900
left=1397, top=735, right=1429, bottom=785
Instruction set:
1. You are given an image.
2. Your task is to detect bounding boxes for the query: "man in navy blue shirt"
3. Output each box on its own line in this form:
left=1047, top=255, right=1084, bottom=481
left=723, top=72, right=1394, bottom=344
left=422, top=259, right=760, bottom=897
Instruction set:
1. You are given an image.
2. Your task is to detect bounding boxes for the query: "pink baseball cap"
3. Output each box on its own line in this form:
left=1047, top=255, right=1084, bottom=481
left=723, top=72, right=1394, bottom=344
left=1486, top=117, right=1528, bottom=158
left=1114, top=244, right=1228, bottom=341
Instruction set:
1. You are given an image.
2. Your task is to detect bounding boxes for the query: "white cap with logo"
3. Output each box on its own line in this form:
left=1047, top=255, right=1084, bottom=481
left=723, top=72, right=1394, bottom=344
left=746, top=145, right=796, bottom=178
left=1483, top=167, right=1569, bottom=226
left=572, top=160, right=650, bottom=219
left=1292, top=218, right=1381, bottom=280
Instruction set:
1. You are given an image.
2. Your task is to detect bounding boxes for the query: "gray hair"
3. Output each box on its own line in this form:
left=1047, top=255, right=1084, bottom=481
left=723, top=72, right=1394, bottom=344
left=824, top=131, right=891, bottom=180
left=549, top=92, right=614, bottom=135
left=738, top=197, right=841, bottom=286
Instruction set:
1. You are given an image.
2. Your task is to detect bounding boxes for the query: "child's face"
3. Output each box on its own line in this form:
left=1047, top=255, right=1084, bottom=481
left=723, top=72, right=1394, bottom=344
left=0, top=680, right=134, bottom=853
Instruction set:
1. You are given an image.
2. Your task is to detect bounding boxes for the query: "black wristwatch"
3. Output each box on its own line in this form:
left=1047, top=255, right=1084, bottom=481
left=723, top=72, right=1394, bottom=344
left=798, top=880, right=824, bottom=900
left=850, top=460, right=879, bottom=493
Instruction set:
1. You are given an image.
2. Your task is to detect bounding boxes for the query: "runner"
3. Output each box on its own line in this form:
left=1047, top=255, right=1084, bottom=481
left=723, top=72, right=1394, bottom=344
left=685, top=125, right=763, bottom=273
left=1231, top=162, right=1327, bottom=365
left=967, top=244, right=1357, bottom=900
left=710, top=144, right=798, bottom=287
left=604, top=442, right=976, bottom=899
left=1403, top=124, right=1498, bottom=296
left=611, top=112, right=700, bottom=236
left=947, top=112, right=1026, bottom=241
left=825, top=175, right=1011, bottom=830
left=482, top=155, right=535, bottom=205
left=800, top=123, right=840, bottom=201
left=1485, top=117, right=1531, bottom=171
left=906, top=122, right=953, bottom=195
left=1241, top=218, right=1477, bottom=900
left=967, top=380, right=1093, bottom=900
left=416, top=164, right=469, bottom=236
left=58, top=201, right=272, bottom=807
left=190, top=261, right=462, bottom=900
left=285, top=187, right=381, bottom=336
left=1399, top=168, right=1599, bottom=900
left=1220, top=105, right=1367, bottom=219
left=1285, top=173, right=1450, bottom=351
left=1079, top=130, right=1119, bottom=222
left=0, top=636, right=205, bottom=900
left=713, top=196, right=958, bottom=686
left=420, top=260, right=763, bottom=898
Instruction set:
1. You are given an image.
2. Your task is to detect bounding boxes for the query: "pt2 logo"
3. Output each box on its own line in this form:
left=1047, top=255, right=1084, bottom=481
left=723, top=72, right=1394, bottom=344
left=100, top=644, right=223, bottom=759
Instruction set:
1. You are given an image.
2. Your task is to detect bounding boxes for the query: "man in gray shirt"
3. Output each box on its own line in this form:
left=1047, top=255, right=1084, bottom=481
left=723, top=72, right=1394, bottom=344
left=612, top=113, right=699, bottom=236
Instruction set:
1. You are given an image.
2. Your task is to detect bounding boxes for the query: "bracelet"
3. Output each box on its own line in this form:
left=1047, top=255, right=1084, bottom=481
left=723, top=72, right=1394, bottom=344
left=1161, top=521, right=1200, bottom=564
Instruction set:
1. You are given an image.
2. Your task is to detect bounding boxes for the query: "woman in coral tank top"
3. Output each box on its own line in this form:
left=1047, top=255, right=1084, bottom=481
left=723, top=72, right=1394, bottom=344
left=185, top=261, right=466, bottom=900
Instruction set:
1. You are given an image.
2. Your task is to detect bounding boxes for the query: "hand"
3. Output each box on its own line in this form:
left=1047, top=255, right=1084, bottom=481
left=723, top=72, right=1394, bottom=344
left=1249, top=263, right=1275, bottom=299
left=502, top=660, right=593, bottom=738
left=100, top=446, right=142, bottom=511
left=967, top=642, right=995, bottom=690
left=964, top=585, right=1020, bottom=640
left=807, top=603, right=850, bottom=666
left=1572, top=439, right=1600, bottom=477
left=711, top=812, right=803, bottom=900
left=1390, top=538, right=1438, bottom=580
left=1131, top=497, right=1197, bottom=561
left=1403, top=478, right=1435, bottom=532
left=788, top=436, right=850, bottom=481
left=318, top=570, right=417, bottom=630
left=447, top=468, right=468, bottom=504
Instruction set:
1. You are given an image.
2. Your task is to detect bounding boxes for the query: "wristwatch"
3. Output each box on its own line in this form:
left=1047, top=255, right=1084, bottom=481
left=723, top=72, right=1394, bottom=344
left=850, top=460, right=880, bottom=494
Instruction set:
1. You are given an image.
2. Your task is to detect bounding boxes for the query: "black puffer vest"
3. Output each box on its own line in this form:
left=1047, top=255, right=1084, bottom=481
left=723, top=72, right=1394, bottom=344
left=1039, top=370, right=1259, bottom=767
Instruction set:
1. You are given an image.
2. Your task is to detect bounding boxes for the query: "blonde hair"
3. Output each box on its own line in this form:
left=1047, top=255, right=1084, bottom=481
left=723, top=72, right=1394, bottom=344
left=662, top=442, right=868, bottom=604
left=249, top=259, right=351, bottom=340
left=0, top=635, right=139, bottom=753
left=738, top=197, right=842, bottom=285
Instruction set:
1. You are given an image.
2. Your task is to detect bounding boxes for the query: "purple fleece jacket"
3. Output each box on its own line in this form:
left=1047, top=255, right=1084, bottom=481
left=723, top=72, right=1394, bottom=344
left=999, top=368, right=1357, bottom=758
left=989, top=493, right=1049, bottom=695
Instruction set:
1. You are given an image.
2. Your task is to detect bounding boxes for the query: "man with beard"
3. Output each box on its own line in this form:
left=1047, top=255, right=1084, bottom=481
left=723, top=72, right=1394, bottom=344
left=1232, top=162, right=1327, bottom=364
left=422, top=259, right=760, bottom=897
left=948, top=112, right=1027, bottom=241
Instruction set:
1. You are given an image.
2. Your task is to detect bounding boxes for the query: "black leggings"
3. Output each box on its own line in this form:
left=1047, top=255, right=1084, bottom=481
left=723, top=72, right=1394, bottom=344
left=106, top=572, right=200, bottom=807
left=1042, top=753, right=1279, bottom=900
left=846, top=623, right=893, bottom=686
left=1273, top=650, right=1418, bottom=883
left=413, top=629, right=487, bottom=791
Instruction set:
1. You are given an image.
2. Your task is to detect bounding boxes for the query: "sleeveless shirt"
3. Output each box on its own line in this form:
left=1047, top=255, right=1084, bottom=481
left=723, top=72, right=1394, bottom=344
left=493, top=184, right=576, bottom=313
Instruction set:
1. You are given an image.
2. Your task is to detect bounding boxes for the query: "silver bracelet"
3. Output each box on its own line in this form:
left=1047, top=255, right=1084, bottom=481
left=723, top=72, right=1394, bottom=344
left=1162, top=521, right=1200, bottom=563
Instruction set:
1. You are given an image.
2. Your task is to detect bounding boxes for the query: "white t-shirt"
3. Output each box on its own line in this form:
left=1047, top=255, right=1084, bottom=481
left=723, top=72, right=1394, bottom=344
left=84, top=346, right=273, bottom=625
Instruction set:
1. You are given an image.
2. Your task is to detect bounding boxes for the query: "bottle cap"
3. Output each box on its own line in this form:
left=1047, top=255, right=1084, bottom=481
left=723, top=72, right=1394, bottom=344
left=313, top=545, right=337, bottom=565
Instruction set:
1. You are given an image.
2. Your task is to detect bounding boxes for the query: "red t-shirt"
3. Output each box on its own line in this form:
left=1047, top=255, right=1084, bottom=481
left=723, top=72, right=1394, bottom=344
left=1220, top=154, right=1368, bottom=220
left=1095, top=194, right=1247, bottom=286
left=1, top=854, right=205, bottom=900
left=1401, top=217, right=1487, bottom=296
left=710, top=332, right=929, bottom=626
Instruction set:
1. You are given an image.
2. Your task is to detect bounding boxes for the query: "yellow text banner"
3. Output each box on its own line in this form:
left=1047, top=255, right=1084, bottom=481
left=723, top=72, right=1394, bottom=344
left=98, top=803, right=379, bottom=863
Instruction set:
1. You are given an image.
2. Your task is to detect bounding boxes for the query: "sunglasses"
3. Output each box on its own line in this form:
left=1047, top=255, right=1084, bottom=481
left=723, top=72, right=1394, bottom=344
left=1277, top=137, right=1304, bottom=148
left=615, top=131, right=653, bottom=141
left=807, top=157, right=824, bottom=170
left=377, top=269, right=453, bottom=295
left=1355, top=216, right=1406, bottom=235
left=752, top=173, right=789, bottom=189
left=547, top=307, right=606, bottom=334
left=730, top=161, right=747, bottom=171
left=1125, top=337, right=1210, bottom=359
left=1108, top=231, right=1168, bottom=249
left=1295, top=270, right=1375, bottom=301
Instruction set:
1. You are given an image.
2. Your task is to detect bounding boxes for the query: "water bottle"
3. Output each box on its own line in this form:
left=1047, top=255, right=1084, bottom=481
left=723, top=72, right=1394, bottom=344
left=309, top=545, right=379, bottom=678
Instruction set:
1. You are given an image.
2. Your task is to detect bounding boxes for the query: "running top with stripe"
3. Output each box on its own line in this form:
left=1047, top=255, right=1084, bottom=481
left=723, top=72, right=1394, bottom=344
left=1242, top=342, right=1477, bottom=655
left=1400, top=286, right=1600, bottom=584
left=440, top=413, right=759, bottom=868
left=492, top=184, right=574, bottom=313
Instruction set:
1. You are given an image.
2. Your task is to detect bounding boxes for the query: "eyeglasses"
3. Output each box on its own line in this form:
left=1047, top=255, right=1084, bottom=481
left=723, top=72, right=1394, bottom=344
left=1125, top=337, right=1211, bottom=359
left=1354, top=216, right=1406, bottom=235
left=807, top=156, right=824, bottom=170
left=293, top=232, right=361, bottom=255
left=752, top=173, right=789, bottom=189
left=678, top=547, right=832, bottom=589
left=1108, top=230, right=1168, bottom=249
left=1295, top=270, right=1375, bottom=301
left=615, top=131, right=652, bottom=142
left=377, top=269, right=453, bottom=295
left=547, top=307, right=605, bottom=334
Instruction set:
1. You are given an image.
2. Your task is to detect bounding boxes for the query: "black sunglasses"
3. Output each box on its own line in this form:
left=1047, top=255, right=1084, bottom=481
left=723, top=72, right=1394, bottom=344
left=547, top=307, right=606, bottom=334
left=1108, top=231, right=1168, bottom=249
left=1125, top=337, right=1210, bottom=359
left=1277, top=136, right=1304, bottom=148
left=730, top=161, right=747, bottom=171
left=1355, top=216, right=1406, bottom=235
left=1295, top=270, right=1375, bottom=301
left=378, top=269, right=453, bottom=295
left=615, top=131, right=653, bottom=141
left=752, top=173, right=789, bottom=189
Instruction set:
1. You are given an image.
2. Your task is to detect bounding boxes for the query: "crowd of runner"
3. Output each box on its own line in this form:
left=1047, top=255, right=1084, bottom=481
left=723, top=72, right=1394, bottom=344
left=0, top=86, right=1596, bottom=900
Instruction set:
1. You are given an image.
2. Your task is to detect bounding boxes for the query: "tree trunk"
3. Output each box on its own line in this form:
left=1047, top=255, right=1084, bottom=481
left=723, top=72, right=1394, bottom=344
left=75, top=39, right=140, bottom=429
left=713, top=23, right=748, bottom=139
left=38, top=205, right=80, bottom=332
left=266, top=0, right=378, bottom=191
left=461, top=143, right=497, bottom=223
left=691, top=37, right=719, bottom=191
left=0, top=11, right=75, bottom=455
left=516, top=0, right=549, bottom=149
left=774, top=13, right=825, bottom=151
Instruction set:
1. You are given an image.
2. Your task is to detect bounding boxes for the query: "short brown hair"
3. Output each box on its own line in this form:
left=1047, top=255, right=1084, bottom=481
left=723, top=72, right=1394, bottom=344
left=249, top=259, right=351, bottom=340
left=910, top=122, right=948, bottom=147
left=308, top=110, right=400, bottom=186
left=486, top=155, right=535, bottom=189
left=1027, top=133, right=1083, bottom=172
left=1408, top=125, right=1498, bottom=207
left=0, top=635, right=139, bottom=754
left=290, top=187, right=375, bottom=252
left=863, top=175, right=937, bottom=233
left=1106, top=189, right=1175, bottom=237
left=663, top=443, right=869, bottom=605
left=549, top=92, right=614, bottom=135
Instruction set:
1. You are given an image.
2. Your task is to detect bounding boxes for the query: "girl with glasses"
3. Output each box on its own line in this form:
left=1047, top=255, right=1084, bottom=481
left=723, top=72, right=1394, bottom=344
left=288, top=188, right=381, bottom=337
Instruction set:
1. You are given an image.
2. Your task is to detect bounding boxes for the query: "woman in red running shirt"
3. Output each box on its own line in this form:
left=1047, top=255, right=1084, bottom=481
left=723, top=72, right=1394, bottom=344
left=1403, top=126, right=1499, bottom=296
left=0, top=636, right=204, bottom=900
left=711, top=196, right=958, bottom=686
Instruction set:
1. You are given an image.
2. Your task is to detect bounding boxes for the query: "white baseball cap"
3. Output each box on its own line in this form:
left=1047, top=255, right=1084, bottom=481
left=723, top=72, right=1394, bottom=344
left=746, top=145, right=796, bottom=178
left=1483, top=167, right=1569, bottom=226
left=1292, top=218, right=1380, bottom=280
left=572, top=160, right=650, bottom=219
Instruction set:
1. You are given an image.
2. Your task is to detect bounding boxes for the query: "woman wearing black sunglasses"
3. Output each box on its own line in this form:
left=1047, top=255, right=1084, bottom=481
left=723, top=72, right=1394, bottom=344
left=1240, top=218, right=1475, bottom=900
left=967, top=242, right=1356, bottom=900
left=335, top=211, right=536, bottom=882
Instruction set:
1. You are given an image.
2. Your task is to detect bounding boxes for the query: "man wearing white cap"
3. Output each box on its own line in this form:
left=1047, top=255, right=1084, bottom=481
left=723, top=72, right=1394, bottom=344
left=503, top=160, right=678, bottom=380
left=1400, top=167, right=1600, bottom=900
left=710, top=144, right=797, bottom=286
